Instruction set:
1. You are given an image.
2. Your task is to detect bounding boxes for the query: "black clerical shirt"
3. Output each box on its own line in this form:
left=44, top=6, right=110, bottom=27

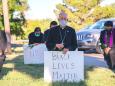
left=46, top=25, right=77, bottom=51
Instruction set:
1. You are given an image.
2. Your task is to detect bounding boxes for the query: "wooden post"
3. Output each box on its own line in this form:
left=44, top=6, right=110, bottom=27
left=2, top=0, right=12, bottom=54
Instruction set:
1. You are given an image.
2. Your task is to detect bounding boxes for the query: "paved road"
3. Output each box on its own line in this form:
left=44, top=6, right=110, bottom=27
left=84, top=53, right=108, bottom=68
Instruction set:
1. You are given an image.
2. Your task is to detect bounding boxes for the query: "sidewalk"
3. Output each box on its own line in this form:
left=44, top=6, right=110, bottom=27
left=84, top=54, right=108, bottom=68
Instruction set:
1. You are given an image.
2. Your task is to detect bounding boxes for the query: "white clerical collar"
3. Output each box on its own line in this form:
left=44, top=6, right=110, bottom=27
left=60, top=25, right=66, bottom=29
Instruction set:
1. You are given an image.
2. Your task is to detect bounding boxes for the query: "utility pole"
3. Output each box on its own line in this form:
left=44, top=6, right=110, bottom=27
left=2, top=0, right=12, bottom=53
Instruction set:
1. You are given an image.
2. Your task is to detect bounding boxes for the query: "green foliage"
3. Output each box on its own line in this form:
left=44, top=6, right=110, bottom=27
left=55, top=0, right=115, bottom=30
left=23, top=19, right=53, bottom=39
left=0, top=0, right=28, bottom=38
left=92, top=6, right=115, bottom=21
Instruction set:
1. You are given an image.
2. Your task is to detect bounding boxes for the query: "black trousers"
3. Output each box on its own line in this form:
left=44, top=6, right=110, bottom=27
left=109, top=48, right=115, bottom=69
left=104, top=53, right=112, bottom=69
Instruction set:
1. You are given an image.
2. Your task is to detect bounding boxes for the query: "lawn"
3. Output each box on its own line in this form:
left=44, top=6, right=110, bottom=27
left=0, top=47, right=115, bottom=86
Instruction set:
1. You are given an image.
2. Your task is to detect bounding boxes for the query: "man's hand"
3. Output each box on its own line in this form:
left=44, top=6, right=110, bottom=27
left=104, top=47, right=111, bottom=54
left=56, top=44, right=64, bottom=49
left=63, top=48, right=69, bottom=54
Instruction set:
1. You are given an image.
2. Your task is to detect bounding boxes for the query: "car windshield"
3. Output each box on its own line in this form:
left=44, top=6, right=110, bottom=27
left=83, top=25, right=91, bottom=29
left=89, top=21, right=104, bottom=29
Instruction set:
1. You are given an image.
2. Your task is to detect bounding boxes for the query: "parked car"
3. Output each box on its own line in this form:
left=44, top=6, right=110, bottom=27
left=76, top=18, right=115, bottom=53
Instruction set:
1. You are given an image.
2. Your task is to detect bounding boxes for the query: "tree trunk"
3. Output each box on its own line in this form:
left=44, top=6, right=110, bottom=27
left=2, top=0, right=12, bottom=54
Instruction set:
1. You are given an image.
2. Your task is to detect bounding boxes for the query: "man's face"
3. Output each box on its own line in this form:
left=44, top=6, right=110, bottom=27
left=58, top=14, right=68, bottom=27
left=105, top=26, right=112, bottom=30
left=58, top=14, right=67, bottom=21
left=50, top=25, right=57, bottom=28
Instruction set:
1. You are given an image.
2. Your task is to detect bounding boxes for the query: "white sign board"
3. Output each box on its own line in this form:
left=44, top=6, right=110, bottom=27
left=44, top=51, right=84, bottom=82
left=23, top=44, right=47, bottom=64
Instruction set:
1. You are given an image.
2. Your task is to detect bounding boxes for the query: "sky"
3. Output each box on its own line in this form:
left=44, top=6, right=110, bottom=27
left=25, top=0, right=63, bottom=20
left=25, top=0, right=115, bottom=20
left=100, top=0, right=115, bottom=6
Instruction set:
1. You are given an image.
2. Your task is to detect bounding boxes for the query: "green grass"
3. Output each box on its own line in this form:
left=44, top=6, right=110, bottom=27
left=0, top=47, right=115, bottom=86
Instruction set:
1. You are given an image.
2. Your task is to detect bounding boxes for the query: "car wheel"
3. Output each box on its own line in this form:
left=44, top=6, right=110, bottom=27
left=96, top=40, right=103, bottom=54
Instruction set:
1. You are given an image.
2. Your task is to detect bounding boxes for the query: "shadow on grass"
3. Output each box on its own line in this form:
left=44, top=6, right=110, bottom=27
left=1, top=53, right=97, bottom=86
left=4, top=55, right=44, bottom=79
left=0, top=67, right=13, bottom=79
left=50, top=67, right=94, bottom=86
left=51, top=81, right=86, bottom=86
left=85, top=66, right=94, bottom=79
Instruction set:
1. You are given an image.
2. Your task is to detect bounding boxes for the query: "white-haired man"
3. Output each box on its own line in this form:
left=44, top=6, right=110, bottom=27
left=46, top=11, right=77, bottom=54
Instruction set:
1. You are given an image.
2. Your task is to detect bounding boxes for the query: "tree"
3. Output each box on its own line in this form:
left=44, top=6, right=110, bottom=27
left=55, top=0, right=115, bottom=30
left=2, top=0, right=11, bottom=53
left=23, top=19, right=52, bottom=39
left=0, top=0, right=28, bottom=38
